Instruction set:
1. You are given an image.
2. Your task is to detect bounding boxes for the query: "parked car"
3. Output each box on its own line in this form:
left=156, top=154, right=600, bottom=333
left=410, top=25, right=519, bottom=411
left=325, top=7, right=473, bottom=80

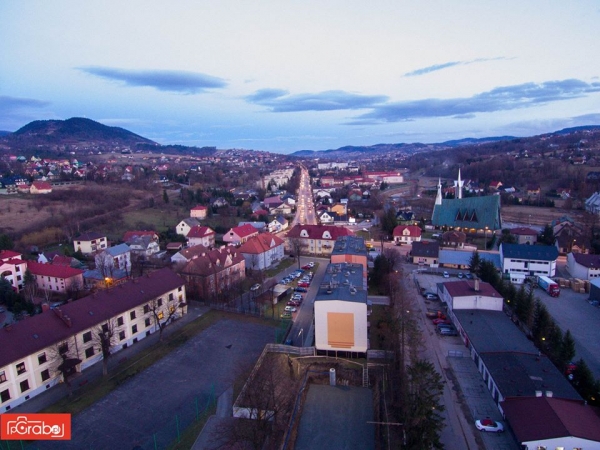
left=443, top=271, right=450, bottom=278
left=284, top=306, right=297, bottom=312
left=425, top=309, right=444, bottom=318
left=294, top=287, right=308, bottom=293
left=475, top=418, right=504, bottom=432
left=466, top=273, right=474, bottom=279
left=250, top=283, right=261, bottom=291
left=438, top=327, right=458, bottom=336
left=457, top=272, right=464, bottom=279
left=298, top=282, right=310, bottom=288
left=432, top=318, right=451, bottom=325
left=425, top=293, right=439, bottom=301
left=430, top=313, right=446, bottom=321
left=287, top=300, right=300, bottom=307
left=280, top=312, right=292, bottom=319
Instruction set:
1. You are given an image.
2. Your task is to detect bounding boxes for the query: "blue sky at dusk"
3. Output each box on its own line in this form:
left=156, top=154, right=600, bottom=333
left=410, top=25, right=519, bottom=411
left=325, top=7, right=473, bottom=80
left=1, top=1, right=599, bottom=153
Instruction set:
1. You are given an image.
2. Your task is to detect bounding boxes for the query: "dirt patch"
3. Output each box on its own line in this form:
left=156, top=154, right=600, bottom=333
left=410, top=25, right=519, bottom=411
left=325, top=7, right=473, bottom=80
left=501, top=205, right=584, bottom=227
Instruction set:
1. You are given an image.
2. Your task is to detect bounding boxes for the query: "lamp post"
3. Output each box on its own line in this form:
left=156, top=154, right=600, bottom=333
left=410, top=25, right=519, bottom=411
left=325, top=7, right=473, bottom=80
left=484, top=227, right=489, bottom=250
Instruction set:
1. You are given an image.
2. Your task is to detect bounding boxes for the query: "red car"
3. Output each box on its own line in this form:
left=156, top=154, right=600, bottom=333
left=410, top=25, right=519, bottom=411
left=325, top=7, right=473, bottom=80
left=287, top=300, right=300, bottom=307
left=298, top=282, right=310, bottom=288
left=432, top=318, right=451, bottom=325
left=430, top=314, right=446, bottom=322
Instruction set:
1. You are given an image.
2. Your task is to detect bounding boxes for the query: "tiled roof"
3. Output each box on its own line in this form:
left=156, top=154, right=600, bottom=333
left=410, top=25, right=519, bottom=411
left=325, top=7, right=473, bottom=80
left=187, top=226, right=215, bottom=238
left=31, top=181, right=52, bottom=190
left=191, top=205, right=207, bottom=210
left=392, top=225, right=421, bottom=237
left=502, top=397, right=600, bottom=443
left=411, top=241, right=439, bottom=257
left=432, top=195, right=501, bottom=229
left=123, top=230, right=158, bottom=242
left=230, top=223, right=259, bottom=238
left=181, top=247, right=245, bottom=276
left=0, top=250, right=22, bottom=261
left=501, top=243, right=559, bottom=261
left=286, top=224, right=354, bottom=240
left=27, top=261, right=84, bottom=278
left=238, top=234, right=284, bottom=254
left=509, top=227, right=538, bottom=236
left=572, top=253, right=600, bottom=268
left=443, top=280, right=501, bottom=298
left=0, top=268, right=184, bottom=368
left=105, top=243, right=130, bottom=257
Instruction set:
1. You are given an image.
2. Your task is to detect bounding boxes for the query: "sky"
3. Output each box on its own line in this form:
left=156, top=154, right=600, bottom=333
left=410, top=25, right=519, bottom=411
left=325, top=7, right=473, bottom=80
left=1, top=1, right=600, bottom=154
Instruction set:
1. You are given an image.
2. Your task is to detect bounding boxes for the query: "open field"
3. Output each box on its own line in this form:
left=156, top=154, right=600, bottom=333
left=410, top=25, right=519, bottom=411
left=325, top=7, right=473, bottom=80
left=500, top=205, right=585, bottom=227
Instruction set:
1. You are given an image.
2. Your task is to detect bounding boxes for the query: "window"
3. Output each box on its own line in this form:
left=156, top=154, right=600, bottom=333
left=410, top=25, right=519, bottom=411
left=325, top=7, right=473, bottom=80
left=157, top=299, right=163, bottom=307
left=145, top=318, right=151, bottom=327
left=132, top=324, right=138, bottom=334
left=0, top=389, right=10, bottom=403
left=143, top=305, right=150, bottom=314
left=119, top=330, right=125, bottom=341
left=20, top=380, right=29, bottom=393
left=41, top=369, right=50, bottom=382
left=16, top=362, right=26, bottom=375
left=130, top=311, right=136, bottom=320
left=102, top=323, right=109, bottom=333
left=83, top=331, right=92, bottom=343
left=157, top=312, right=164, bottom=320
left=38, top=353, right=47, bottom=365
left=59, top=343, right=69, bottom=354
left=16, top=275, right=21, bottom=281
left=117, top=316, right=124, bottom=326
left=178, top=286, right=182, bottom=292
left=168, top=293, right=174, bottom=301
left=85, top=347, right=95, bottom=359
left=0, top=371, right=6, bottom=383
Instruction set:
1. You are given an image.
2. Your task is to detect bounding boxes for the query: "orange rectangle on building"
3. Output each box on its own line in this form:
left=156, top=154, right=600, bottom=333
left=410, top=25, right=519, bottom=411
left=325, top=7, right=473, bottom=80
left=1, top=413, right=71, bottom=440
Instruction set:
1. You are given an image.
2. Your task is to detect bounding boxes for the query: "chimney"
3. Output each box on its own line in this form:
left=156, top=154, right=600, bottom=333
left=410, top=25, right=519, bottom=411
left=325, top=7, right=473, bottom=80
left=474, top=278, right=480, bottom=292
left=41, top=303, right=50, bottom=312
left=546, top=391, right=553, bottom=398
left=63, top=315, right=72, bottom=327
left=535, top=390, right=543, bottom=397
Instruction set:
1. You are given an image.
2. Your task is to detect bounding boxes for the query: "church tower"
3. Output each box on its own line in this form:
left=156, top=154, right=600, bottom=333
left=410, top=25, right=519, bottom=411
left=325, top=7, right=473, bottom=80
left=435, top=177, right=443, bottom=205
left=454, top=169, right=464, bottom=199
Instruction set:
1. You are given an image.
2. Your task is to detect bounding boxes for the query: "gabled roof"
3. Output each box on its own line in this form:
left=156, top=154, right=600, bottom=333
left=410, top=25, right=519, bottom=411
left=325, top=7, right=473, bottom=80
left=238, top=234, right=284, bottom=254
left=0, top=250, right=22, bottom=261
left=31, top=180, right=52, bottom=190
left=178, top=218, right=201, bottom=228
left=75, top=232, right=106, bottom=241
left=502, top=397, right=600, bottom=444
left=123, top=230, right=158, bottom=242
left=191, top=205, right=207, bottom=211
left=509, top=227, right=538, bottom=236
left=181, top=247, right=245, bottom=276
left=572, top=253, right=600, bottom=269
left=432, top=195, right=501, bottom=230
left=392, top=225, right=421, bottom=237
left=286, top=224, right=354, bottom=240
left=186, top=226, right=215, bottom=239
left=229, top=223, right=259, bottom=238
left=27, top=261, right=84, bottom=278
left=0, top=268, right=184, bottom=368
left=501, top=243, right=559, bottom=261
left=105, top=243, right=130, bottom=257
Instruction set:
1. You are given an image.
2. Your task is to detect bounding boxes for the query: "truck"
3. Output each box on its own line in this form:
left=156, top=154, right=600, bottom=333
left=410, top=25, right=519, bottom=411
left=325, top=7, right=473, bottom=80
left=538, top=275, right=560, bottom=297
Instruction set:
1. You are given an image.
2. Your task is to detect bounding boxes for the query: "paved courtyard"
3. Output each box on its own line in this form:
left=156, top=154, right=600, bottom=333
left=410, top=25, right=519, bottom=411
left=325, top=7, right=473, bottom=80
left=30, top=318, right=276, bottom=450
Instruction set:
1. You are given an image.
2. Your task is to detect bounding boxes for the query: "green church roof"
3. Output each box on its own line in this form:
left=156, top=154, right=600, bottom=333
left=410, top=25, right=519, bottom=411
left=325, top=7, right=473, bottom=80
left=432, top=195, right=502, bottom=230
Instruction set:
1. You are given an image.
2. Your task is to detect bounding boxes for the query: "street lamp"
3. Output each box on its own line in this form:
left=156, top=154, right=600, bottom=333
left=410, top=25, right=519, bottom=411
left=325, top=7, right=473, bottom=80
left=484, top=227, right=489, bottom=250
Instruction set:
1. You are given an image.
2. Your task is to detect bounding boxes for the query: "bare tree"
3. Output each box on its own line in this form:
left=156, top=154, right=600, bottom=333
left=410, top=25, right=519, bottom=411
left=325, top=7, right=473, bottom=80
left=148, top=294, right=184, bottom=342
left=287, top=237, right=306, bottom=269
left=93, top=319, right=120, bottom=377
left=95, top=251, right=115, bottom=288
left=49, top=337, right=81, bottom=397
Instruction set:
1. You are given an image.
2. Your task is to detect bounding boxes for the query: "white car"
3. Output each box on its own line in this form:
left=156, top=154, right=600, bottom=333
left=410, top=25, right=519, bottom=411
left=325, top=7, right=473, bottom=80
left=284, top=306, right=297, bottom=313
left=475, top=419, right=504, bottom=433
left=250, top=283, right=261, bottom=291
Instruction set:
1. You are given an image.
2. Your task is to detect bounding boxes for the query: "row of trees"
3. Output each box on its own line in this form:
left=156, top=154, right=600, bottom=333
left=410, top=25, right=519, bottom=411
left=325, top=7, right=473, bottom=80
left=469, top=252, right=600, bottom=405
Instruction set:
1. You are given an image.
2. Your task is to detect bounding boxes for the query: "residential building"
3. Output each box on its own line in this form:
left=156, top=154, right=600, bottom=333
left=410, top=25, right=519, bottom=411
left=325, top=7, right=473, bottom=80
left=286, top=225, right=354, bottom=256
left=0, top=250, right=27, bottom=292
left=439, top=279, right=503, bottom=313
left=411, top=241, right=440, bottom=267
left=330, top=236, right=368, bottom=287
left=585, top=192, right=600, bottom=215
left=180, top=247, right=245, bottom=300
left=509, top=227, right=538, bottom=245
left=27, top=261, right=85, bottom=294
left=190, top=205, right=208, bottom=220
left=29, top=181, right=52, bottom=194
left=502, top=396, right=600, bottom=450
left=73, top=232, right=108, bottom=255
left=126, top=235, right=161, bottom=258
left=0, top=268, right=186, bottom=412
left=175, top=218, right=202, bottom=237
left=238, top=234, right=285, bottom=270
left=566, top=253, right=600, bottom=280
left=170, top=245, right=211, bottom=265
left=500, top=243, right=559, bottom=283
left=95, top=244, right=131, bottom=273
left=223, top=224, right=259, bottom=245
left=186, top=226, right=216, bottom=248
left=122, top=230, right=159, bottom=244
left=392, top=225, right=422, bottom=245
left=314, top=263, right=368, bottom=357
left=267, top=216, right=288, bottom=233
left=441, top=230, right=466, bottom=248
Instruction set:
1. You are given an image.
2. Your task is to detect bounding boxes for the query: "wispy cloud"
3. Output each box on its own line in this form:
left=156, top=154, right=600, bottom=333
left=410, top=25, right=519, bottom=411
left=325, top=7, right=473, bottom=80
left=246, top=89, right=388, bottom=112
left=78, top=66, right=227, bottom=94
left=352, top=79, right=600, bottom=123
left=403, top=56, right=511, bottom=77
left=0, top=95, right=50, bottom=111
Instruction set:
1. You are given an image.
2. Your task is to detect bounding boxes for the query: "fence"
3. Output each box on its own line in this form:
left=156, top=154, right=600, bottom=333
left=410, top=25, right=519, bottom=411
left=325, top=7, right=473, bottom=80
left=15, top=386, right=217, bottom=450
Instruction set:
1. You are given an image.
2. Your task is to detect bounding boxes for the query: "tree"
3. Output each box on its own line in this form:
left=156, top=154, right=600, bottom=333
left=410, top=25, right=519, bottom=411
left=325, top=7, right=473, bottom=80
left=468, top=251, right=481, bottom=276
left=148, top=294, right=184, bottom=342
left=403, top=359, right=445, bottom=449
left=94, top=319, right=119, bottom=377
left=497, top=229, right=517, bottom=245
left=538, top=224, right=556, bottom=246
left=95, top=251, right=115, bottom=288
left=0, top=233, right=14, bottom=250
left=571, top=358, right=600, bottom=405
left=379, top=207, right=398, bottom=235
left=163, top=189, right=169, bottom=204
left=50, top=337, right=82, bottom=397
left=478, top=260, right=500, bottom=286
left=287, top=237, right=306, bottom=269
left=558, top=330, right=576, bottom=372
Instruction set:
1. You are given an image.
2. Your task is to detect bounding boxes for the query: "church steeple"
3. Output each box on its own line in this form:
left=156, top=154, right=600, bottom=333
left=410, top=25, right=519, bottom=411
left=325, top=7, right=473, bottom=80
left=435, top=177, right=443, bottom=205
left=455, top=169, right=464, bottom=199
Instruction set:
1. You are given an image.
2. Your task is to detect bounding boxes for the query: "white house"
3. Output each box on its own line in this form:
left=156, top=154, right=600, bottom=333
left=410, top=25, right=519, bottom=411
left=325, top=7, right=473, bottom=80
left=0, top=250, right=28, bottom=292
left=223, top=224, right=259, bottom=245
left=74, top=232, right=108, bottom=255
left=566, top=253, right=600, bottom=280
left=126, top=235, right=161, bottom=258
left=500, top=243, right=559, bottom=284
left=186, top=226, right=216, bottom=248
left=27, top=261, right=85, bottom=294
left=190, top=205, right=208, bottom=220
left=0, top=268, right=186, bottom=413
left=176, top=218, right=202, bottom=237
left=238, top=234, right=285, bottom=270
left=95, top=244, right=131, bottom=273
left=314, top=263, right=368, bottom=355
left=439, top=279, right=503, bottom=313
left=392, top=225, right=422, bottom=245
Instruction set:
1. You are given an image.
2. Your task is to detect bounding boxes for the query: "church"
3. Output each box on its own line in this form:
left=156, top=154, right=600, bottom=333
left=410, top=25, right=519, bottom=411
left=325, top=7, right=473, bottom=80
left=431, top=170, right=502, bottom=232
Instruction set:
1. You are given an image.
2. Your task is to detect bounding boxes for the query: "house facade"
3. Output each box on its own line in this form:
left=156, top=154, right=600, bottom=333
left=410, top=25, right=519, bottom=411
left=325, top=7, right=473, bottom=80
left=238, top=234, right=285, bottom=271
left=285, top=225, right=354, bottom=256
left=566, top=253, right=600, bottom=280
left=0, top=250, right=28, bottom=293
left=392, top=225, right=422, bottom=245
left=509, top=227, right=538, bottom=245
left=186, top=226, right=216, bottom=248
left=126, top=235, right=161, bottom=257
left=411, top=241, right=440, bottom=267
left=29, top=181, right=52, bottom=194
left=190, top=205, right=208, bottom=219
left=0, top=268, right=187, bottom=412
left=27, top=261, right=85, bottom=294
left=74, top=232, right=108, bottom=255
left=176, top=218, right=202, bottom=237
left=500, top=243, right=559, bottom=283
left=95, top=244, right=131, bottom=273
left=223, top=224, right=259, bottom=245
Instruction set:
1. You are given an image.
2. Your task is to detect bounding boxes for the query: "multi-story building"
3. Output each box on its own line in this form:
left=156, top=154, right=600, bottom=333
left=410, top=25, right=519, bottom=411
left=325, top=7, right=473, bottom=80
left=286, top=225, right=354, bottom=256
left=223, top=224, right=259, bottom=245
left=0, top=268, right=187, bottom=412
left=0, top=250, right=28, bottom=292
left=186, top=226, right=216, bottom=248
left=73, top=232, right=108, bottom=255
left=500, top=243, right=559, bottom=283
left=238, top=234, right=285, bottom=271
left=27, top=261, right=85, bottom=294
left=330, top=236, right=368, bottom=288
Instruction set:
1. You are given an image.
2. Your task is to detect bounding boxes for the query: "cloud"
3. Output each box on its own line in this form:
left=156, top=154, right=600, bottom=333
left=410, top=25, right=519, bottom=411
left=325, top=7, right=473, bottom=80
left=246, top=89, right=388, bottom=112
left=403, top=56, right=511, bottom=77
left=354, top=79, right=600, bottom=123
left=0, top=95, right=50, bottom=112
left=78, top=66, right=227, bottom=93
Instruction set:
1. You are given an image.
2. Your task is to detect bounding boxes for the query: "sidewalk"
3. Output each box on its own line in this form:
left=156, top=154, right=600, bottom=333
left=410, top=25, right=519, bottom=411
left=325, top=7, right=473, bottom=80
left=11, top=302, right=209, bottom=414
